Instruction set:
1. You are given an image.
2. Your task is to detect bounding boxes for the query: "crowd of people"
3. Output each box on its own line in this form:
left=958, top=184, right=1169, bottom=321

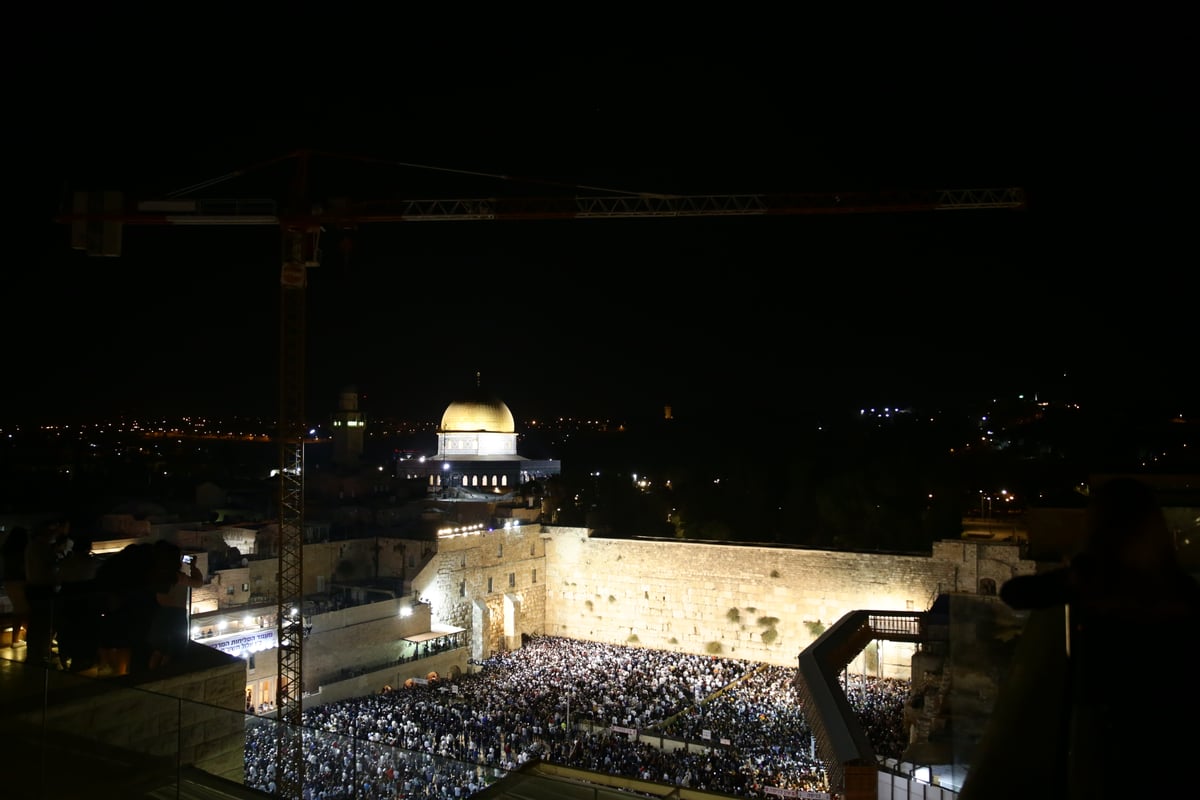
left=244, top=635, right=911, bottom=799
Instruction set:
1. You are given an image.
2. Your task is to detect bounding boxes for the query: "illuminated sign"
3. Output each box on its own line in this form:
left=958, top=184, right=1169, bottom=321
left=207, top=628, right=277, bottom=656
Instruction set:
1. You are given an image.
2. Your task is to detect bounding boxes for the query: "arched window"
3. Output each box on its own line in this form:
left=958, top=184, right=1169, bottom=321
left=501, top=475, right=508, bottom=486
left=979, top=577, right=997, bottom=595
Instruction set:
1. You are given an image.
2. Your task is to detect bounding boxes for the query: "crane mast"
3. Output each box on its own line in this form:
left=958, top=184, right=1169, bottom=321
left=276, top=232, right=312, bottom=798
left=55, top=151, right=1026, bottom=800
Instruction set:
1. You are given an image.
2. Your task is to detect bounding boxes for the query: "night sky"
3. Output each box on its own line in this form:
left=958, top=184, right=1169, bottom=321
left=14, top=10, right=1195, bottom=426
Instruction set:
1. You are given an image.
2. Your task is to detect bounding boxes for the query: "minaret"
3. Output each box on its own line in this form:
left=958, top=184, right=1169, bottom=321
left=331, top=385, right=365, bottom=467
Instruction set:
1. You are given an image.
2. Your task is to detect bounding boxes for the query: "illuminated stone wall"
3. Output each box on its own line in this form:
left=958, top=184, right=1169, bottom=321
left=407, top=526, right=1034, bottom=671
left=412, top=524, right=552, bottom=660
left=541, top=532, right=1024, bottom=668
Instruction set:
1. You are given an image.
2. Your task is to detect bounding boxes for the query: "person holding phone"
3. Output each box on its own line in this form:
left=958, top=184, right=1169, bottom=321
left=148, top=547, right=204, bottom=669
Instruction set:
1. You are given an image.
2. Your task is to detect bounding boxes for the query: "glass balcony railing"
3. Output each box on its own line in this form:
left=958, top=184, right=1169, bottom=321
left=0, top=653, right=510, bottom=800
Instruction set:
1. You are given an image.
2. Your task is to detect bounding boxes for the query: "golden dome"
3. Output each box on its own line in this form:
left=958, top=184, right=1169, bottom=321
left=438, top=392, right=515, bottom=433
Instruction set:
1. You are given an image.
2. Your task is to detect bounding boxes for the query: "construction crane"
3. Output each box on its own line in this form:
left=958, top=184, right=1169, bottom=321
left=57, top=148, right=1026, bottom=800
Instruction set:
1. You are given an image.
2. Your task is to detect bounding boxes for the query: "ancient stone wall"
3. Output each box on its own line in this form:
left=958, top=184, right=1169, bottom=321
left=543, top=532, right=962, bottom=667
left=410, top=526, right=1032, bottom=672
left=412, top=525, right=550, bottom=660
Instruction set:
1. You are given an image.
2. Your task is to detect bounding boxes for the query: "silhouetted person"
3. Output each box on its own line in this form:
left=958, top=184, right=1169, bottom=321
left=23, top=520, right=67, bottom=666
left=95, top=539, right=187, bottom=675
left=54, top=531, right=101, bottom=671
left=965, top=477, right=1200, bottom=800
left=2, top=526, right=30, bottom=648
left=148, top=549, right=204, bottom=668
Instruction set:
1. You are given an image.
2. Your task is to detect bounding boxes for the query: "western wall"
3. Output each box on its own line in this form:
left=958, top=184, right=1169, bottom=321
left=412, top=526, right=1036, bottom=675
